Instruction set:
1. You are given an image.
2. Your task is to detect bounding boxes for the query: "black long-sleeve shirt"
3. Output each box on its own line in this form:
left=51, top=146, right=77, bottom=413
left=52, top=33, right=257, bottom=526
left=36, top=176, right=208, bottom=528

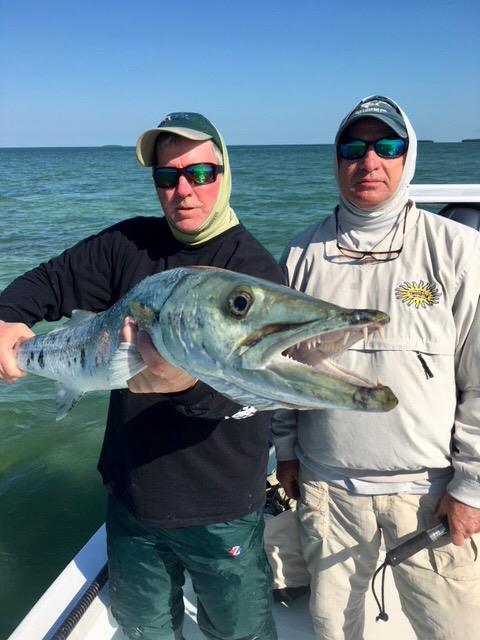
left=0, top=217, right=284, bottom=527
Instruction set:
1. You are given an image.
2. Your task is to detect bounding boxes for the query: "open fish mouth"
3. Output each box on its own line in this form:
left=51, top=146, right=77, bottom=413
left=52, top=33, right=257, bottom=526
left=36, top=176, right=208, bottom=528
left=281, top=321, right=385, bottom=388
left=240, top=313, right=385, bottom=384
left=235, top=310, right=394, bottom=410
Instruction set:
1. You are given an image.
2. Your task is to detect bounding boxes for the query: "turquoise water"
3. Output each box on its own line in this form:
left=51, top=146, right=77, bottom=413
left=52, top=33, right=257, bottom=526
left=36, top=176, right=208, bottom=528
left=0, top=143, right=479, bottom=637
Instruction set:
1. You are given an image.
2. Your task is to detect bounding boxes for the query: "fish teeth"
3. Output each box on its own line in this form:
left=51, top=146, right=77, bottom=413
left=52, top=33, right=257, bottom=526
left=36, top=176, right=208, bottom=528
left=343, top=331, right=350, bottom=346
left=363, top=327, right=369, bottom=342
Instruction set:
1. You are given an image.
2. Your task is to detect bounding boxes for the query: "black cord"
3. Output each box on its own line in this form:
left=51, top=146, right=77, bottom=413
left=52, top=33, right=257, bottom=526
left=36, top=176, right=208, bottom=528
left=51, top=564, right=109, bottom=639
left=371, top=562, right=389, bottom=622
left=416, top=352, right=434, bottom=379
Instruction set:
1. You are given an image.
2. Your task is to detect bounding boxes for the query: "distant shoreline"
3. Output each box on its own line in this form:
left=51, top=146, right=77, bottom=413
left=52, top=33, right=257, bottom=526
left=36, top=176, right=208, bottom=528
left=1, top=141, right=479, bottom=150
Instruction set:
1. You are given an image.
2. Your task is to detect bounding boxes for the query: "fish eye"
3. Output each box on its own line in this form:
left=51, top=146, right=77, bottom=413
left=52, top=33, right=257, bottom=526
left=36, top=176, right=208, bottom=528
left=228, top=288, right=254, bottom=317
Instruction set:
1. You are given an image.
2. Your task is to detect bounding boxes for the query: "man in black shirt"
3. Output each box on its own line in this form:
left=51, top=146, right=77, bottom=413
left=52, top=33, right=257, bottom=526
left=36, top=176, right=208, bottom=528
left=0, top=113, right=282, bottom=640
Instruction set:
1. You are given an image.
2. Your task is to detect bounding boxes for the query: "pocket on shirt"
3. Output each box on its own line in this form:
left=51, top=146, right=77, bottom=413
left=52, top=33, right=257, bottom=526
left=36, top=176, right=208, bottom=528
left=430, top=535, right=480, bottom=580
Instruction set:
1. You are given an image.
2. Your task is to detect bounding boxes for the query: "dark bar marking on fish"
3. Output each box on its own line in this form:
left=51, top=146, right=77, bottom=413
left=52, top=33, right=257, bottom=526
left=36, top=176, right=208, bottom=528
left=30, top=351, right=34, bottom=360
left=38, top=350, right=45, bottom=369
left=80, top=348, right=86, bottom=369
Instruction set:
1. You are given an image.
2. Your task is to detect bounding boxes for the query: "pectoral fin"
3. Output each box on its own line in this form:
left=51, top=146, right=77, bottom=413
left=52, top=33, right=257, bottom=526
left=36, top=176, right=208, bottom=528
left=107, top=342, right=147, bottom=388
left=56, top=385, right=84, bottom=421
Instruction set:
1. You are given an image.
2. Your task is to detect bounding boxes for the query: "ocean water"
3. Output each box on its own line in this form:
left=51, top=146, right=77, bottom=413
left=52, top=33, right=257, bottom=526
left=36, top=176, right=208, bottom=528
left=0, top=142, right=479, bottom=637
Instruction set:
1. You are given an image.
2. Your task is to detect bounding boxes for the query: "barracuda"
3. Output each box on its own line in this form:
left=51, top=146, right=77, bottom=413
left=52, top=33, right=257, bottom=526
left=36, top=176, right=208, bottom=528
left=16, top=266, right=398, bottom=419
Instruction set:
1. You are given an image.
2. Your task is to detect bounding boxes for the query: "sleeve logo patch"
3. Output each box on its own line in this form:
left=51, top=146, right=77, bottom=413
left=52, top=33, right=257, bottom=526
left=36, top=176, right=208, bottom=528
left=395, top=280, right=441, bottom=309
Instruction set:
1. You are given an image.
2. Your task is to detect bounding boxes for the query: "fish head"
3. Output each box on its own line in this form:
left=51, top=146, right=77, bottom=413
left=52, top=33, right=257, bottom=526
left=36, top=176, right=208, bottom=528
left=145, top=267, right=398, bottom=412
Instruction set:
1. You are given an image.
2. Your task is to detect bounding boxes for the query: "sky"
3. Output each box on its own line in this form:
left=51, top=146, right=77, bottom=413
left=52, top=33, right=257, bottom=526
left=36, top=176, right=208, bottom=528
left=1, top=0, right=479, bottom=147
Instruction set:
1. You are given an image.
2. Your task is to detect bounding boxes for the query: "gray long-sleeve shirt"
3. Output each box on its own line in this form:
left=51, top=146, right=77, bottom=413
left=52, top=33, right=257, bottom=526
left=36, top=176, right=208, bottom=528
left=271, top=205, right=480, bottom=508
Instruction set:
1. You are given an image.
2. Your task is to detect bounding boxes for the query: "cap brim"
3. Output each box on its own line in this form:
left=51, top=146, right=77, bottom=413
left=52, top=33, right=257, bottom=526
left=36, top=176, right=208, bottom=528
left=338, top=113, right=407, bottom=139
left=136, top=127, right=213, bottom=167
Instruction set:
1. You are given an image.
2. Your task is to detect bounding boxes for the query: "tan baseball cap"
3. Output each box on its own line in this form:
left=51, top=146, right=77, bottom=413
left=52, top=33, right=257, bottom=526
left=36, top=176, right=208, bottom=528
left=136, top=112, right=223, bottom=167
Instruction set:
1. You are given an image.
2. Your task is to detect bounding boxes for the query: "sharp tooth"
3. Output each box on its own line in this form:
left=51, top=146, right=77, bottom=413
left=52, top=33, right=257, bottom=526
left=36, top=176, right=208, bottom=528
left=378, top=325, right=385, bottom=340
left=363, top=327, right=369, bottom=341
left=343, top=331, right=350, bottom=346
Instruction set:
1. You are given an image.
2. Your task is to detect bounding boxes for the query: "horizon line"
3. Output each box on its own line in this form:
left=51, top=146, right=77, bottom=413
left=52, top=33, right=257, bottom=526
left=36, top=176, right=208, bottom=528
left=1, top=140, right=478, bottom=150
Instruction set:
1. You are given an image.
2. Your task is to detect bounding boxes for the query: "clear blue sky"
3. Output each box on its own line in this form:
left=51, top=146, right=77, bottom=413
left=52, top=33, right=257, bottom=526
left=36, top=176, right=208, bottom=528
left=1, top=0, right=479, bottom=146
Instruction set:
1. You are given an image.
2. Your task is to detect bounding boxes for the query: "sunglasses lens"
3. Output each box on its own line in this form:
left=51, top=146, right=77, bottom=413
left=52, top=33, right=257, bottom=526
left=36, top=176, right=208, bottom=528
left=339, top=138, right=407, bottom=160
left=339, top=140, right=367, bottom=160
left=375, top=138, right=407, bottom=158
left=153, top=167, right=178, bottom=188
left=186, top=163, right=216, bottom=185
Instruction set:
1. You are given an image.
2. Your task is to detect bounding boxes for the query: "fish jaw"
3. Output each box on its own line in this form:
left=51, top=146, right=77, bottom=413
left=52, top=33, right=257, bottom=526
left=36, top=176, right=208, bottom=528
left=230, top=306, right=397, bottom=411
left=243, top=357, right=398, bottom=411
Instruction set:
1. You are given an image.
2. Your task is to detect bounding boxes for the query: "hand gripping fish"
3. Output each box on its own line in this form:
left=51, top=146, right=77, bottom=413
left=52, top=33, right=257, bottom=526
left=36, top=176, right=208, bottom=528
left=15, top=267, right=398, bottom=419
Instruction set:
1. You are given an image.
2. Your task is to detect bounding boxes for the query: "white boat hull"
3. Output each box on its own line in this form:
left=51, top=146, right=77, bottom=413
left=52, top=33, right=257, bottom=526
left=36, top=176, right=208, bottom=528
left=9, top=524, right=415, bottom=640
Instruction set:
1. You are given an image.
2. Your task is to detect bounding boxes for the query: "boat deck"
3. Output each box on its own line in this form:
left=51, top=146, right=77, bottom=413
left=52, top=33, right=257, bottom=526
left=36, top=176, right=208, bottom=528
left=9, top=521, right=416, bottom=639
left=68, top=570, right=416, bottom=640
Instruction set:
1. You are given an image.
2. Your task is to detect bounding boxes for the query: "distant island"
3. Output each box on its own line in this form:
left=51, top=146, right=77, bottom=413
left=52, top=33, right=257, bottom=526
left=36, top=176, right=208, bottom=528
left=100, top=144, right=123, bottom=148
left=462, top=138, right=480, bottom=143
left=418, top=139, right=434, bottom=143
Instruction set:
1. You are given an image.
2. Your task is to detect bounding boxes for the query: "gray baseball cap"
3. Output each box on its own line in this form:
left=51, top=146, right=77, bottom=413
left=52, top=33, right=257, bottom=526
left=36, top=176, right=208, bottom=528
left=136, top=112, right=223, bottom=167
left=337, top=96, right=408, bottom=140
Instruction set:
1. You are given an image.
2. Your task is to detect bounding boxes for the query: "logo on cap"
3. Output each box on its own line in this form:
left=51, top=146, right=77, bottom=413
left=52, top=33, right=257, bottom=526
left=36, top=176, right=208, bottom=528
left=159, top=113, right=192, bottom=127
left=228, top=545, right=242, bottom=557
left=359, top=103, right=388, bottom=114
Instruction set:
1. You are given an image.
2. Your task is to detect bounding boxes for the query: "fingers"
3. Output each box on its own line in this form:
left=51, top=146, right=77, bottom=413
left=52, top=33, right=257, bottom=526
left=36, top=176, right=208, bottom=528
left=438, top=493, right=480, bottom=546
left=119, top=320, right=164, bottom=370
left=120, top=317, right=138, bottom=344
left=119, top=320, right=197, bottom=394
left=136, top=331, right=164, bottom=371
left=450, top=529, right=467, bottom=547
left=0, top=321, right=34, bottom=383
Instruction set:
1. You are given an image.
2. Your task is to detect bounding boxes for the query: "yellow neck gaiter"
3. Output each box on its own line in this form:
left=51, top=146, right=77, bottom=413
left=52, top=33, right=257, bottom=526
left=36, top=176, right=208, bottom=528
left=166, top=131, right=239, bottom=245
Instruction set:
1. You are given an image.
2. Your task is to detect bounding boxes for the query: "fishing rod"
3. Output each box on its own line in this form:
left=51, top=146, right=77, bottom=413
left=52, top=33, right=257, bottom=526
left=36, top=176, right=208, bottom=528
left=372, top=517, right=449, bottom=622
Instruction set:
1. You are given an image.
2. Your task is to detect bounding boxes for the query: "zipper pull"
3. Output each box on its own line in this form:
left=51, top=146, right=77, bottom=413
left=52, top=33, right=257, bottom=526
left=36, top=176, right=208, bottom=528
left=416, top=352, right=434, bottom=379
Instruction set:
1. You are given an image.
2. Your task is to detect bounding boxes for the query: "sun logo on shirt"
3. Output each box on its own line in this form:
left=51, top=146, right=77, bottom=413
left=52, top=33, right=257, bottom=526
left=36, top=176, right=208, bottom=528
left=395, top=280, right=441, bottom=309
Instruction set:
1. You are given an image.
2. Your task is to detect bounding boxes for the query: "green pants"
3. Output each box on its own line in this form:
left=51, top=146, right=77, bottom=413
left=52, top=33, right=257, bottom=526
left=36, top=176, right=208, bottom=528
left=106, top=495, right=277, bottom=640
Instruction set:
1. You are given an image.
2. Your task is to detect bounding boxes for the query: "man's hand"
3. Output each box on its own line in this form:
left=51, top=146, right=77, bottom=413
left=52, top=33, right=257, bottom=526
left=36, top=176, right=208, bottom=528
left=436, top=493, right=480, bottom=546
left=0, top=321, right=34, bottom=383
left=120, top=319, right=197, bottom=394
left=276, top=459, right=300, bottom=500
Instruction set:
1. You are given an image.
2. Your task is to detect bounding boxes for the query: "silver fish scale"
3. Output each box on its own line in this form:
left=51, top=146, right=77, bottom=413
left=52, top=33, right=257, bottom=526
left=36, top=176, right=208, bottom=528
left=15, top=269, right=188, bottom=392
left=16, top=304, right=125, bottom=390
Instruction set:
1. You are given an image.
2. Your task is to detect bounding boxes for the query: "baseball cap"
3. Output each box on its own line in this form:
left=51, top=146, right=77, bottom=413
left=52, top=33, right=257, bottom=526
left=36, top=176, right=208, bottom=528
left=136, top=112, right=223, bottom=167
left=337, top=96, right=408, bottom=140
